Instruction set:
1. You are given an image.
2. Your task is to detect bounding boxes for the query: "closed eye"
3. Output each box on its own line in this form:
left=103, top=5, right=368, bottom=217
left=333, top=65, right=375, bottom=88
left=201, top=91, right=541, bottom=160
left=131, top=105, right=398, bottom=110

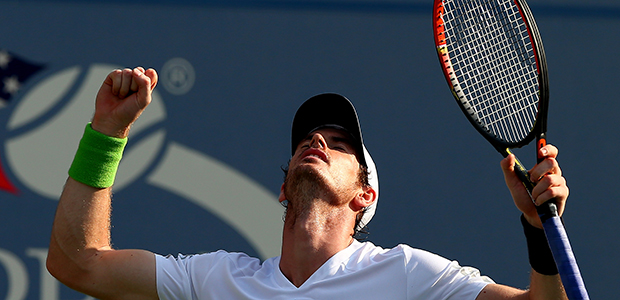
left=329, top=137, right=354, bottom=154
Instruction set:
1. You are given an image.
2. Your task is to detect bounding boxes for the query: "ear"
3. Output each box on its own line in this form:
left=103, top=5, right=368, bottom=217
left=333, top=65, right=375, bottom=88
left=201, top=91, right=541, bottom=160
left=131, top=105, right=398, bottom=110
left=278, top=183, right=286, bottom=203
left=353, top=186, right=376, bottom=211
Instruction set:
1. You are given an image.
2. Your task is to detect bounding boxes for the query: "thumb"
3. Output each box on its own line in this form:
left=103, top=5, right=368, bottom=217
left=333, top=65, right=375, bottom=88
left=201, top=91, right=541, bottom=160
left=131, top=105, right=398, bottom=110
left=500, top=154, right=516, bottom=178
left=145, top=68, right=158, bottom=90
left=501, top=154, right=527, bottom=193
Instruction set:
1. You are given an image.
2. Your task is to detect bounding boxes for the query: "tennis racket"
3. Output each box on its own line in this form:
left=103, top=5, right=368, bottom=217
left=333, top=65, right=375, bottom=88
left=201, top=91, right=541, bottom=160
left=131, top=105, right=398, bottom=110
left=432, top=0, right=588, bottom=299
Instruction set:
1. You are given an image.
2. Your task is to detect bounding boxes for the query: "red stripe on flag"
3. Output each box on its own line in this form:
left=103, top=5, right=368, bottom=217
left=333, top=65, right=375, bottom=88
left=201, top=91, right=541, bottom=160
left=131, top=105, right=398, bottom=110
left=0, top=160, right=18, bottom=194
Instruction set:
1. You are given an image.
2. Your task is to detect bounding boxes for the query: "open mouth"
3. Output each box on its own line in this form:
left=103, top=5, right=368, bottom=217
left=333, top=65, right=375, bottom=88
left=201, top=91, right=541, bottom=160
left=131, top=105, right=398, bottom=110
left=301, top=148, right=328, bottom=163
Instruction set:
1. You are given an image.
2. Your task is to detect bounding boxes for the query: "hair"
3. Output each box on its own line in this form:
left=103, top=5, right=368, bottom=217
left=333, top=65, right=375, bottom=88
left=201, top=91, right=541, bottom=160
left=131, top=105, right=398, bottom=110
left=280, top=161, right=371, bottom=240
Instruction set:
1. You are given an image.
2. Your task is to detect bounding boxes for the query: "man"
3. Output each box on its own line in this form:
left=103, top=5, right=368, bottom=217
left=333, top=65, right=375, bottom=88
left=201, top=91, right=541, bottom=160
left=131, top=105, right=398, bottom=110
left=47, top=67, right=569, bottom=299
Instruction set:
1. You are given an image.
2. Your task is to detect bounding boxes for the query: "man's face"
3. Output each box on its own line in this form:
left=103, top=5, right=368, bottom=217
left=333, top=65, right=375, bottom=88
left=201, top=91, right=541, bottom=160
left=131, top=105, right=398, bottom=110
left=284, top=128, right=363, bottom=206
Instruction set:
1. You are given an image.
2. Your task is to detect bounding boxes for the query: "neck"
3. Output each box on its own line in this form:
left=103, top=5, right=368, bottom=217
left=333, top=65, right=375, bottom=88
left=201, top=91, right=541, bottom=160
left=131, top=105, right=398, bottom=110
left=279, top=199, right=355, bottom=287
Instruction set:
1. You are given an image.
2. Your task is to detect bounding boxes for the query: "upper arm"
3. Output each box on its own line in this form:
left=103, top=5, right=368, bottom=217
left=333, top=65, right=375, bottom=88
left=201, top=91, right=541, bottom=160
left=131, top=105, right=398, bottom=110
left=476, top=284, right=529, bottom=300
left=47, top=245, right=159, bottom=300
left=475, top=271, right=567, bottom=300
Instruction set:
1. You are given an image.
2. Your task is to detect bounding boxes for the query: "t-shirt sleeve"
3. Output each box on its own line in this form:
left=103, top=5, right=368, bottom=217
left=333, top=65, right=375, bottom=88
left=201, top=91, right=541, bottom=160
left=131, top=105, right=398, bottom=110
left=156, top=250, right=262, bottom=300
left=156, top=253, right=194, bottom=300
left=156, top=251, right=232, bottom=300
left=402, top=246, right=495, bottom=300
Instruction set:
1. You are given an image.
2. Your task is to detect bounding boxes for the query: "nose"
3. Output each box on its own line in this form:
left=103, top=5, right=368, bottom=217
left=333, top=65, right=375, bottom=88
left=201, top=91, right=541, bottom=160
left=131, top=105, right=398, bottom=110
left=309, top=133, right=326, bottom=149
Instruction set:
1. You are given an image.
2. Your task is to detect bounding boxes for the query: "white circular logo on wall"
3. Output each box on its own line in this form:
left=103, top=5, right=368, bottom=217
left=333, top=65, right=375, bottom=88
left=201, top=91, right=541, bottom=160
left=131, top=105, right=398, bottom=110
left=161, top=57, right=195, bottom=95
left=4, top=63, right=282, bottom=259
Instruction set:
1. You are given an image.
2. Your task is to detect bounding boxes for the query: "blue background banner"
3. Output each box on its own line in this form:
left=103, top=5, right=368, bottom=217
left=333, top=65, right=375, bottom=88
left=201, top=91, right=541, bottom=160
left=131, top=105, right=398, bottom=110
left=0, top=0, right=616, bottom=299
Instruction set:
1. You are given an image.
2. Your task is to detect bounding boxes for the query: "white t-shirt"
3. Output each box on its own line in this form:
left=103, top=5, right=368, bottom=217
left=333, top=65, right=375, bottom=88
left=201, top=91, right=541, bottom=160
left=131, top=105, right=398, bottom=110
left=156, top=240, right=493, bottom=300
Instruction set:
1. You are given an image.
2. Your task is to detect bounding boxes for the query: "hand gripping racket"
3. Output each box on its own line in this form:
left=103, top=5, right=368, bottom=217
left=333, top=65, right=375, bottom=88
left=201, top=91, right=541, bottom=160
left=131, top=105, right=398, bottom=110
left=432, top=0, right=589, bottom=298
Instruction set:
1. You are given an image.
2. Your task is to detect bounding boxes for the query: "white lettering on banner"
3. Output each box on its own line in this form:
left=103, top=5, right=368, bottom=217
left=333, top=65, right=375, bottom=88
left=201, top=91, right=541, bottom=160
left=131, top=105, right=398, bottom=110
left=0, top=248, right=28, bottom=300
left=0, top=248, right=94, bottom=300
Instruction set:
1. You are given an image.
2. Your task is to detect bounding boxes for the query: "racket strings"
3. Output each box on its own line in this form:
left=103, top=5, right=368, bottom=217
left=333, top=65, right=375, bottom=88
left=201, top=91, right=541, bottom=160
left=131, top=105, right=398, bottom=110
left=441, top=0, right=540, bottom=144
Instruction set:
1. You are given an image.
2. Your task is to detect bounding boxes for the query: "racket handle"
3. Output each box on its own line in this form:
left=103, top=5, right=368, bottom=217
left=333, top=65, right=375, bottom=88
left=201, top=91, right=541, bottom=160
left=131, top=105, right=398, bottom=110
left=537, top=202, right=590, bottom=300
left=510, top=154, right=536, bottom=193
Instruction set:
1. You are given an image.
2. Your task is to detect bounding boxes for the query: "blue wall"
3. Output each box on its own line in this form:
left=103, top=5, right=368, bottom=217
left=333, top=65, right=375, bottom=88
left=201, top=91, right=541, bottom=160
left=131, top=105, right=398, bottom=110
left=0, top=1, right=616, bottom=299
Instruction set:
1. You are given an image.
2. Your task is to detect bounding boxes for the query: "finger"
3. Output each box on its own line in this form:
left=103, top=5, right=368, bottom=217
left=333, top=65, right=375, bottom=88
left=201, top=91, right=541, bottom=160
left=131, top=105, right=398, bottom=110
left=130, top=76, right=139, bottom=93
left=533, top=185, right=569, bottom=217
left=531, top=174, right=567, bottom=204
left=110, top=69, right=123, bottom=96
left=539, top=144, right=558, bottom=159
left=531, top=144, right=560, bottom=183
left=118, top=68, right=134, bottom=98
left=132, top=67, right=148, bottom=87
left=145, top=68, right=158, bottom=90
left=531, top=157, right=562, bottom=184
left=130, top=67, right=147, bottom=92
left=131, top=68, right=153, bottom=109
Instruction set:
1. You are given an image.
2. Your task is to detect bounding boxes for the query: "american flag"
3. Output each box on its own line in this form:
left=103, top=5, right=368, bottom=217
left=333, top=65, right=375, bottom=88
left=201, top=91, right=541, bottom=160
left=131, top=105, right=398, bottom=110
left=0, top=49, right=44, bottom=194
left=0, top=49, right=44, bottom=108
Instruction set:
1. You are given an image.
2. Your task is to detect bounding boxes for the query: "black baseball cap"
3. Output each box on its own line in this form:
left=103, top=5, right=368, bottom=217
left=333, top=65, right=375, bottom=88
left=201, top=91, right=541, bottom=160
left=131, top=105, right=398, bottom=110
left=291, top=93, right=367, bottom=167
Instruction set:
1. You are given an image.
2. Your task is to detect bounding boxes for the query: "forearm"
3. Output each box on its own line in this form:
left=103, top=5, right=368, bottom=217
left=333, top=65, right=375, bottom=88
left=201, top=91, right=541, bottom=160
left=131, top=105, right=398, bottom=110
left=527, top=270, right=567, bottom=300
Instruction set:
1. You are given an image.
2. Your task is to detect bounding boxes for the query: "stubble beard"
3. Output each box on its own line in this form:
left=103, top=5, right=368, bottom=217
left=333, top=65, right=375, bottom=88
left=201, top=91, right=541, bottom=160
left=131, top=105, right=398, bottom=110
left=282, top=165, right=334, bottom=228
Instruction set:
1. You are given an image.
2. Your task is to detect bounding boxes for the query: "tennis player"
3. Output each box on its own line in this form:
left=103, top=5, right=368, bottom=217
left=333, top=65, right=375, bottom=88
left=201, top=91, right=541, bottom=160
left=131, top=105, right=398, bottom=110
left=47, top=68, right=569, bottom=299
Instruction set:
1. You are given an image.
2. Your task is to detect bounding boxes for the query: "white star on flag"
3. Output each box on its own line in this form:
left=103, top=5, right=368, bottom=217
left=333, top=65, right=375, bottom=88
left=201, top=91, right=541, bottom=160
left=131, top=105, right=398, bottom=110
left=3, top=75, right=20, bottom=95
left=0, top=49, right=44, bottom=108
left=0, top=50, right=10, bottom=69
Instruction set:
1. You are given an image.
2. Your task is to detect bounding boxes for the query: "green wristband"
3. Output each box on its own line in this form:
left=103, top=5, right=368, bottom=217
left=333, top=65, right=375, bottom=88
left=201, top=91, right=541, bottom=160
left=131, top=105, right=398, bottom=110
left=68, top=123, right=128, bottom=188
